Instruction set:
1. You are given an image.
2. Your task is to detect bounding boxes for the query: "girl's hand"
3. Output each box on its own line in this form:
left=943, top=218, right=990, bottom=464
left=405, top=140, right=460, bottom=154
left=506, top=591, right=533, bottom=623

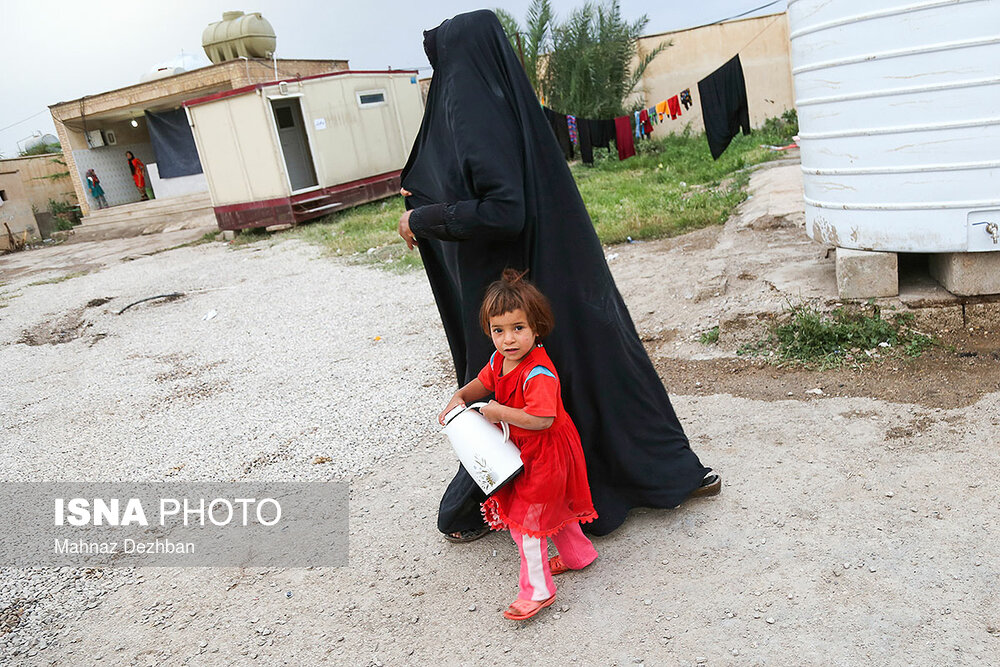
left=479, top=400, right=504, bottom=424
left=438, top=394, right=466, bottom=426
left=399, top=188, right=412, bottom=197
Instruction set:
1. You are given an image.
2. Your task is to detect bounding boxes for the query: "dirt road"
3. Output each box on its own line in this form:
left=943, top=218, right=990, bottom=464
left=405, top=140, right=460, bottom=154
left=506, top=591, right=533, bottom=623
left=2, top=162, right=998, bottom=666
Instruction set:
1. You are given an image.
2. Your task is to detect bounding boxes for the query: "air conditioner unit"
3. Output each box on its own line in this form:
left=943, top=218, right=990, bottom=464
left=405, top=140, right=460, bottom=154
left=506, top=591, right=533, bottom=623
left=85, top=130, right=105, bottom=148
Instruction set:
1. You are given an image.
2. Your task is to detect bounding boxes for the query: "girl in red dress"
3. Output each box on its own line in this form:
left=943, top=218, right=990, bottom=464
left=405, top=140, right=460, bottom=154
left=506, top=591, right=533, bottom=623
left=126, top=151, right=148, bottom=201
left=438, top=269, right=598, bottom=620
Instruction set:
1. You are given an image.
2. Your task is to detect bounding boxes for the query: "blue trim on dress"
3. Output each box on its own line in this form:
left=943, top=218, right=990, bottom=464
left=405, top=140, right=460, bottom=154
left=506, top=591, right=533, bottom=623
left=522, top=365, right=556, bottom=390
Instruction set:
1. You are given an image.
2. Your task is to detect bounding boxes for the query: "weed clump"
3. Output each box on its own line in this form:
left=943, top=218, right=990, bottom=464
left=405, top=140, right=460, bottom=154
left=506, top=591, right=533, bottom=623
left=739, top=302, right=936, bottom=369
left=699, top=326, right=720, bottom=345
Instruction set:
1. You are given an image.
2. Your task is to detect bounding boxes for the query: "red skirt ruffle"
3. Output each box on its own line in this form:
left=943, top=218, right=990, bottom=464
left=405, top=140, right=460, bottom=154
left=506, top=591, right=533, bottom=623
left=481, top=418, right=597, bottom=538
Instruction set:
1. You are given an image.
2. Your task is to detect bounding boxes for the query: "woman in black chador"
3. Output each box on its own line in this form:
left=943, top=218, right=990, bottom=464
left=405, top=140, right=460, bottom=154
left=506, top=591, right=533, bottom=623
left=399, top=10, right=720, bottom=541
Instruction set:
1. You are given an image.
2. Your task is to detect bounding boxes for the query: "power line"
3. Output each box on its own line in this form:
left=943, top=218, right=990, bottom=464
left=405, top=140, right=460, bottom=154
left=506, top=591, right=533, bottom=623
left=707, top=0, right=784, bottom=26
left=0, top=108, right=50, bottom=133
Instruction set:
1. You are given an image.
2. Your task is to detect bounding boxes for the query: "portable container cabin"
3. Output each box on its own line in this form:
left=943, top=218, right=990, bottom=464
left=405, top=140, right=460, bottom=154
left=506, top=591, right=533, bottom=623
left=184, top=69, right=423, bottom=230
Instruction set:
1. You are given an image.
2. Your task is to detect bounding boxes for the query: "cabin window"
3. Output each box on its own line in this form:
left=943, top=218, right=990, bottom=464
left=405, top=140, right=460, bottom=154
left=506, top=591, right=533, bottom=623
left=357, top=90, right=387, bottom=108
left=274, top=106, right=296, bottom=129
left=0, top=190, right=7, bottom=202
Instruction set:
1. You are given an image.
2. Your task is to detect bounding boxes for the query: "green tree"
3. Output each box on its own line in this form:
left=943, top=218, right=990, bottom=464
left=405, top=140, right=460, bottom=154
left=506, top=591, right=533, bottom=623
left=495, top=0, right=554, bottom=93
left=542, top=1, right=668, bottom=118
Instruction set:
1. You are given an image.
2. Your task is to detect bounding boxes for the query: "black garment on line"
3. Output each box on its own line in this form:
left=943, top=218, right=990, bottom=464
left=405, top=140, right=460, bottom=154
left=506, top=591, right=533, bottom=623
left=542, top=107, right=574, bottom=161
left=144, top=108, right=203, bottom=178
left=401, top=10, right=711, bottom=537
left=589, top=119, right=616, bottom=151
left=577, top=117, right=593, bottom=164
left=698, top=54, right=751, bottom=160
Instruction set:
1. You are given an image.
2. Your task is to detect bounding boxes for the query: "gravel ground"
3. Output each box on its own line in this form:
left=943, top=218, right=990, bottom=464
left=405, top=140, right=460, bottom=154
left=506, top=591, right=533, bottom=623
left=2, top=165, right=998, bottom=665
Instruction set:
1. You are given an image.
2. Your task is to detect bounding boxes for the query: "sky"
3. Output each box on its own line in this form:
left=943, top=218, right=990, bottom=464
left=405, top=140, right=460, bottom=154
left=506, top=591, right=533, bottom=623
left=0, top=0, right=786, bottom=158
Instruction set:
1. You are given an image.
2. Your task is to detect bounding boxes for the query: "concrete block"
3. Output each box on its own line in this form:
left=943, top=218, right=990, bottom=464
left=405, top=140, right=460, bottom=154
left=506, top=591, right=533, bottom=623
left=964, top=302, right=1000, bottom=331
left=222, top=230, right=237, bottom=241
left=836, top=248, right=898, bottom=299
left=929, top=252, right=1000, bottom=296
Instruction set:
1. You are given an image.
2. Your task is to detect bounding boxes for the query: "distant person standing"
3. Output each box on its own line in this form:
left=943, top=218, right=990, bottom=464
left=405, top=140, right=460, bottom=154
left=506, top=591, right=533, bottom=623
left=84, top=169, right=108, bottom=209
left=125, top=151, right=149, bottom=201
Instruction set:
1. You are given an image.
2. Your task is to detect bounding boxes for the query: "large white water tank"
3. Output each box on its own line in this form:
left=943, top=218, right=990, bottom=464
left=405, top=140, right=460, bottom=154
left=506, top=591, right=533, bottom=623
left=202, top=11, right=277, bottom=64
left=788, top=0, right=1000, bottom=253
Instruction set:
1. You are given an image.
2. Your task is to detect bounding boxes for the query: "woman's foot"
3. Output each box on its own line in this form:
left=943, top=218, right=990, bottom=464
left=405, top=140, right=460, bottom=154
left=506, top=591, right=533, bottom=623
left=503, top=595, right=556, bottom=620
left=443, top=526, right=489, bottom=543
left=689, top=473, right=722, bottom=498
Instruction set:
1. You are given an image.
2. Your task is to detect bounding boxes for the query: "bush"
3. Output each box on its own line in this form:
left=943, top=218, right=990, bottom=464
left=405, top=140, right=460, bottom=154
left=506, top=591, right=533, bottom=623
left=759, top=109, right=798, bottom=145
left=49, top=198, right=81, bottom=227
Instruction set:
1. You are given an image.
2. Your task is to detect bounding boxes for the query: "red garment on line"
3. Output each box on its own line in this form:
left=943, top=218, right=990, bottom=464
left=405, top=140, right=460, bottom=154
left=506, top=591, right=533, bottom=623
left=614, top=116, right=636, bottom=160
left=639, top=108, right=653, bottom=136
left=478, top=345, right=597, bottom=538
left=667, top=95, right=681, bottom=120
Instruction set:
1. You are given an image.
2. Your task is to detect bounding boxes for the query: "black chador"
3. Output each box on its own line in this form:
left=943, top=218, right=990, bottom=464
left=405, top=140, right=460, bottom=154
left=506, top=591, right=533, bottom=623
left=401, top=10, right=713, bottom=536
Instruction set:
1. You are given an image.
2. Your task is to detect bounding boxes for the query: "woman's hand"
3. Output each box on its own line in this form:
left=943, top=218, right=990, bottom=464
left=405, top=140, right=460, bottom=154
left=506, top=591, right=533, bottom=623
left=438, top=394, right=466, bottom=426
left=479, top=400, right=505, bottom=424
left=398, top=209, right=418, bottom=250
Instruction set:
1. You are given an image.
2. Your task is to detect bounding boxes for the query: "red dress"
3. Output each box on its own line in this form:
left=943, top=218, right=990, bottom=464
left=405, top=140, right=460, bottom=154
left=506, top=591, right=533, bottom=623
left=478, top=345, right=597, bottom=538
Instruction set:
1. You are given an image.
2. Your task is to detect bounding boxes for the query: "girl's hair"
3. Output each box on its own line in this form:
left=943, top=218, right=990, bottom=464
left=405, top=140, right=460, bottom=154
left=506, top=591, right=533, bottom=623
left=479, top=269, right=555, bottom=339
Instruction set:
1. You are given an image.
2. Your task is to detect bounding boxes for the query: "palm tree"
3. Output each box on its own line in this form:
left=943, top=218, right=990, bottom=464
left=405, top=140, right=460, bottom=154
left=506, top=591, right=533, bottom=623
left=495, top=0, right=554, bottom=94
left=542, top=1, right=669, bottom=118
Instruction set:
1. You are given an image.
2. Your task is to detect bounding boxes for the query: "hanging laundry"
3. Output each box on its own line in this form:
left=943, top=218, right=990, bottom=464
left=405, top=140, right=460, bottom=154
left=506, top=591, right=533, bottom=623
left=543, top=106, right=575, bottom=160
left=647, top=107, right=658, bottom=125
left=589, top=119, right=616, bottom=152
left=639, top=108, right=653, bottom=136
left=667, top=95, right=681, bottom=120
left=680, top=88, right=693, bottom=110
left=634, top=110, right=642, bottom=138
left=655, top=100, right=668, bottom=122
left=577, top=117, right=594, bottom=164
left=698, top=54, right=751, bottom=159
left=614, top=116, right=636, bottom=160
left=567, top=115, right=579, bottom=146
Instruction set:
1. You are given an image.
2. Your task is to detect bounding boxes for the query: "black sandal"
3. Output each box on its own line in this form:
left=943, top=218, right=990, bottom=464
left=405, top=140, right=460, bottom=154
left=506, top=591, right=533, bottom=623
left=689, top=473, right=722, bottom=498
left=443, top=526, right=490, bottom=543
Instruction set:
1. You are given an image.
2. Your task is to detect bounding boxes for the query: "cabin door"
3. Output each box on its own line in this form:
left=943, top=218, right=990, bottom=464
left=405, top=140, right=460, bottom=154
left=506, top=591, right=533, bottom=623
left=270, top=99, right=318, bottom=191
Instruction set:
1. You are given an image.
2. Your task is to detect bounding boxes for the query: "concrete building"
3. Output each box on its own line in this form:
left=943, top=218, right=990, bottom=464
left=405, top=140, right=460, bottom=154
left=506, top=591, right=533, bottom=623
left=0, top=153, right=79, bottom=248
left=0, top=169, right=34, bottom=252
left=184, top=70, right=424, bottom=229
left=635, top=13, right=794, bottom=132
left=48, top=58, right=349, bottom=219
left=0, top=153, right=78, bottom=213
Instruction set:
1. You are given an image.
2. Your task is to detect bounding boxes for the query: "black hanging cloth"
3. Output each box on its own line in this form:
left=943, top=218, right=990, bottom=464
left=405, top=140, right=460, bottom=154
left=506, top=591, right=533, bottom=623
left=697, top=55, right=751, bottom=159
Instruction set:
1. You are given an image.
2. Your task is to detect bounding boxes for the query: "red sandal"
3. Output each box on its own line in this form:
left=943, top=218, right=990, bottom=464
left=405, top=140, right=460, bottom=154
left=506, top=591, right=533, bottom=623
left=503, top=595, right=556, bottom=620
left=549, top=555, right=570, bottom=575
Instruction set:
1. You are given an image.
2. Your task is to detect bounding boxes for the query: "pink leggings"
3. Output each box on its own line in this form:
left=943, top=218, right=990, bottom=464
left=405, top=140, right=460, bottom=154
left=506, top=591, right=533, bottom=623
left=509, top=522, right=598, bottom=601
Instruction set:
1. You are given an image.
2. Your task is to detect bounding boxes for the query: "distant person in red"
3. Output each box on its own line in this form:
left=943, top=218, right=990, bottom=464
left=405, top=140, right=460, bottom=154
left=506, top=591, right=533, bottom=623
left=125, top=151, right=148, bottom=200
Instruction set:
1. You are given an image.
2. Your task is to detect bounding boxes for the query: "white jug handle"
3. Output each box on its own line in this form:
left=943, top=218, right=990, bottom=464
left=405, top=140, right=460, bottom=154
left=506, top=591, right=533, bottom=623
left=468, top=401, right=510, bottom=442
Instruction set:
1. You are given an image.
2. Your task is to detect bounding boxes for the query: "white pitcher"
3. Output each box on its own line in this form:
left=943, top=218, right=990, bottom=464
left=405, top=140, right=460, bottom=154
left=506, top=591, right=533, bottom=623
left=442, top=402, right=523, bottom=496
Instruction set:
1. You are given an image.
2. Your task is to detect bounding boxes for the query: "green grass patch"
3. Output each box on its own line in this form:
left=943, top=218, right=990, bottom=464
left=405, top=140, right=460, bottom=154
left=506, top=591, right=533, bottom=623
left=699, top=326, right=720, bottom=345
left=237, top=117, right=793, bottom=271
left=738, top=302, right=938, bottom=369
left=573, top=125, right=787, bottom=244
left=27, top=271, right=91, bottom=286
